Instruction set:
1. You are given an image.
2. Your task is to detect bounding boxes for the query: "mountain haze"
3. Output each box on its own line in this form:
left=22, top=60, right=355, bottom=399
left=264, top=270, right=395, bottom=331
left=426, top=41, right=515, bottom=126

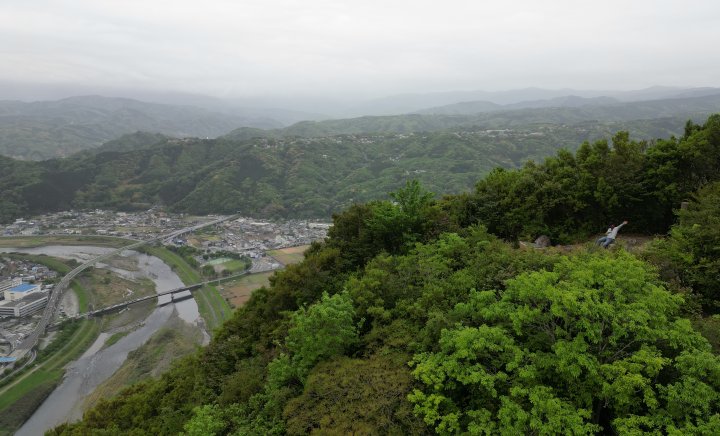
left=0, top=96, right=284, bottom=160
left=339, top=86, right=720, bottom=116
left=224, top=93, right=720, bottom=141
left=2, top=88, right=719, bottom=160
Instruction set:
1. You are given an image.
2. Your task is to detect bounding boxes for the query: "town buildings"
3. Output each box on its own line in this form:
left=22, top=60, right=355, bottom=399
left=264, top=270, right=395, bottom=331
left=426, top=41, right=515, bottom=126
left=0, top=283, right=47, bottom=317
left=0, top=292, right=48, bottom=318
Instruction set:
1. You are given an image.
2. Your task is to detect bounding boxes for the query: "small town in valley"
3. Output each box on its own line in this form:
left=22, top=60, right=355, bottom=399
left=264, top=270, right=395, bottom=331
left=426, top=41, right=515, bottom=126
left=0, top=208, right=330, bottom=371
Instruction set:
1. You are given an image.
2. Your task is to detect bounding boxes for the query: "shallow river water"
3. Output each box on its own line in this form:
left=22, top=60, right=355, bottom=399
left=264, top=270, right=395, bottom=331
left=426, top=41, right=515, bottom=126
left=0, top=245, right=206, bottom=434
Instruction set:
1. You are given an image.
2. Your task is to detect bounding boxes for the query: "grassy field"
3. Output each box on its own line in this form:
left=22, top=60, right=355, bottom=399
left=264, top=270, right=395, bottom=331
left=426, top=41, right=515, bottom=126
left=76, top=268, right=155, bottom=309
left=0, top=371, right=58, bottom=435
left=102, top=255, right=140, bottom=272
left=0, top=235, right=134, bottom=249
left=142, top=246, right=232, bottom=333
left=266, top=245, right=309, bottom=265
left=217, top=246, right=310, bottom=308
left=4, top=253, right=73, bottom=275
left=220, top=271, right=274, bottom=307
left=204, top=257, right=232, bottom=266
left=71, top=281, right=90, bottom=313
left=102, top=331, right=131, bottom=349
left=212, top=259, right=248, bottom=275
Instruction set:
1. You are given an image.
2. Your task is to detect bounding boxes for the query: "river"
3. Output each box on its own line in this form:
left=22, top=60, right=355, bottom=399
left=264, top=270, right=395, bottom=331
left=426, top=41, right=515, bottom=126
left=0, top=245, right=207, bottom=434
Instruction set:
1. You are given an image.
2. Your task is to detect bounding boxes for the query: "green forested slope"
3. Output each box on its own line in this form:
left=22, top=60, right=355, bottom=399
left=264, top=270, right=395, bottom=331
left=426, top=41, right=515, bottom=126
left=49, top=116, right=720, bottom=435
left=0, top=116, right=705, bottom=224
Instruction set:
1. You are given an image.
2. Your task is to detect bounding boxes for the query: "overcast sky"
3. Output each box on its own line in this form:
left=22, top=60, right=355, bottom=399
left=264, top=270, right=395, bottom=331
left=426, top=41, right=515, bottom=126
left=1, top=0, right=719, bottom=99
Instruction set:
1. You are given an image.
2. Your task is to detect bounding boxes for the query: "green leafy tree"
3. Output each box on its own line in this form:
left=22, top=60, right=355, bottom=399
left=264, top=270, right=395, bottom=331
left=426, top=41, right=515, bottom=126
left=182, top=404, right=226, bottom=436
left=365, top=180, right=436, bottom=255
left=227, top=291, right=359, bottom=434
left=409, top=252, right=720, bottom=434
left=648, top=181, right=720, bottom=310
left=273, top=291, right=358, bottom=384
left=283, top=354, right=427, bottom=435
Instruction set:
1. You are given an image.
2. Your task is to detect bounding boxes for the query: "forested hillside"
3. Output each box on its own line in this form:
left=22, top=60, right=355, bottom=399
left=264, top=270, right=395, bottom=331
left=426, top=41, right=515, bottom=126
left=0, top=116, right=704, bottom=224
left=50, top=115, right=720, bottom=435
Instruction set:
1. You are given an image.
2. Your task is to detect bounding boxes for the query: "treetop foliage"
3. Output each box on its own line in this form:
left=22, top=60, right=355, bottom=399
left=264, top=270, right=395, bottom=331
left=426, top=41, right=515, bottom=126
left=410, top=253, right=718, bottom=434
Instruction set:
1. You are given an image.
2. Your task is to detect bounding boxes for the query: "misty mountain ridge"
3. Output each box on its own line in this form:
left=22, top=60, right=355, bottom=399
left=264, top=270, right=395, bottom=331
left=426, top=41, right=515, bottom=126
left=339, top=85, right=720, bottom=116
left=4, top=81, right=719, bottom=117
left=223, top=93, right=720, bottom=141
left=0, top=95, right=290, bottom=159
left=2, top=87, right=719, bottom=160
left=414, top=95, right=621, bottom=115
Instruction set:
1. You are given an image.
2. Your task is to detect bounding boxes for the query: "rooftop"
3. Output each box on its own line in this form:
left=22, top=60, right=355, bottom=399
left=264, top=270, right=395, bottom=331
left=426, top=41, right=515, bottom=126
left=0, top=291, right=47, bottom=308
left=9, top=284, right=38, bottom=293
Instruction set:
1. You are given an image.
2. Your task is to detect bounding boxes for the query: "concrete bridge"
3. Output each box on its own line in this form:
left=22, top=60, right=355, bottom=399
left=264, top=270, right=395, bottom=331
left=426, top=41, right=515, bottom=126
left=59, top=270, right=251, bottom=323
left=84, top=283, right=202, bottom=317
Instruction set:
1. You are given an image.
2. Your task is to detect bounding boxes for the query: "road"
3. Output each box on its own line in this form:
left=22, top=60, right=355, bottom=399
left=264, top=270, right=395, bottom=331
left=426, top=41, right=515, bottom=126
left=11, top=214, right=237, bottom=359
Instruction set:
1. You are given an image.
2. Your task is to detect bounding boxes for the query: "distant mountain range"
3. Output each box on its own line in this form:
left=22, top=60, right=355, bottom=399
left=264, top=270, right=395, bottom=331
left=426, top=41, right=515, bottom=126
left=340, top=86, right=720, bottom=117
left=1, top=87, right=719, bottom=160
left=224, top=93, right=720, bottom=141
left=413, top=95, right=620, bottom=115
left=0, top=96, right=312, bottom=159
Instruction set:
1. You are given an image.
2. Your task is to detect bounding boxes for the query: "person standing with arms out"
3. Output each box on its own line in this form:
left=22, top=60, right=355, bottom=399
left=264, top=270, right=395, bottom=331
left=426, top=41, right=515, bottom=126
left=596, top=225, right=613, bottom=246
left=602, top=221, right=628, bottom=248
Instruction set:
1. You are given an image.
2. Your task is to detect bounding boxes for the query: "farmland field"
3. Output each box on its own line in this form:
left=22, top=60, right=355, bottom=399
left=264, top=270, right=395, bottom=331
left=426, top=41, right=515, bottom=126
left=219, top=272, right=274, bottom=307
left=266, top=245, right=309, bottom=265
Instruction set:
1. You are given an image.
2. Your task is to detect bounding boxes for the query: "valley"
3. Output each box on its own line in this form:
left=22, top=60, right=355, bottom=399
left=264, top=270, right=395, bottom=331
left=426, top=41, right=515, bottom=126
left=3, top=1, right=720, bottom=432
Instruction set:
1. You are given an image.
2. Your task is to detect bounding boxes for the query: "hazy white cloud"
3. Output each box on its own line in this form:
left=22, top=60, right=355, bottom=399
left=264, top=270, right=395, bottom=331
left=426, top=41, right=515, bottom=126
left=0, top=0, right=718, bottom=98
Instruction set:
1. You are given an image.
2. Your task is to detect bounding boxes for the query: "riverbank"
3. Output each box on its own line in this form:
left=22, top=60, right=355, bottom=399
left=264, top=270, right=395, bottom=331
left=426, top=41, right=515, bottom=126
left=0, top=235, right=135, bottom=249
left=141, top=246, right=232, bottom=333
left=82, top=311, right=204, bottom=412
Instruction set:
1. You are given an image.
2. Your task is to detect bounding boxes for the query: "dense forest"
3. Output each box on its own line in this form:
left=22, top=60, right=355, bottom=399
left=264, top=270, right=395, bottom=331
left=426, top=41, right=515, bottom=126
left=0, top=115, right=705, bottom=224
left=50, top=115, right=720, bottom=434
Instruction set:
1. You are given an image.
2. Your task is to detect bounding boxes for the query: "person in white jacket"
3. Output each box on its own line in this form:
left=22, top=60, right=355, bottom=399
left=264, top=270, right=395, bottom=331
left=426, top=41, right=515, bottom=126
left=601, top=221, right=628, bottom=248
left=596, top=226, right=613, bottom=246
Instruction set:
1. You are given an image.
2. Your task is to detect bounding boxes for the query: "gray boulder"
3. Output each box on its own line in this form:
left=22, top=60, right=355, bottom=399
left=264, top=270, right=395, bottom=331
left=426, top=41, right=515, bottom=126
left=534, top=235, right=551, bottom=248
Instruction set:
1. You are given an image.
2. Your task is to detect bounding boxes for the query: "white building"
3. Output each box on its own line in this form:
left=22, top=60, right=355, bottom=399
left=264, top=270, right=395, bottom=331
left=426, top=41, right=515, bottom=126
left=4, top=283, right=41, bottom=301
left=0, top=278, right=23, bottom=298
left=0, top=292, right=48, bottom=317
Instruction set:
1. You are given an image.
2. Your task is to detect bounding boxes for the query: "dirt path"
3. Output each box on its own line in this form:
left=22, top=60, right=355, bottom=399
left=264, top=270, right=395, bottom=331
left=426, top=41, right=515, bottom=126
left=60, top=288, right=79, bottom=318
